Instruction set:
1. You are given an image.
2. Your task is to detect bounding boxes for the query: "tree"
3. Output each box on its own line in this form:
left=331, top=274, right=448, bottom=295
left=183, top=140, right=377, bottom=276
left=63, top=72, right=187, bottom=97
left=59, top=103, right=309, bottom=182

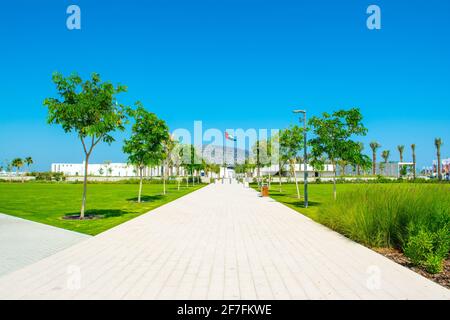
left=369, top=141, right=381, bottom=175
left=435, top=138, right=443, bottom=180
left=279, top=125, right=304, bottom=199
left=170, top=140, right=183, bottom=189
left=397, top=145, right=405, bottom=162
left=24, top=157, right=33, bottom=173
left=411, top=144, right=416, bottom=179
left=11, top=158, right=24, bottom=178
left=180, top=144, right=201, bottom=186
left=44, top=72, right=129, bottom=218
left=309, top=108, right=368, bottom=200
left=354, top=142, right=370, bottom=176
left=251, top=138, right=273, bottom=186
left=162, top=136, right=176, bottom=195
left=269, top=132, right=286, bottom=192
left=123, top=104, right=169, bottom=203
left=381, top=150, right=390, bottom=176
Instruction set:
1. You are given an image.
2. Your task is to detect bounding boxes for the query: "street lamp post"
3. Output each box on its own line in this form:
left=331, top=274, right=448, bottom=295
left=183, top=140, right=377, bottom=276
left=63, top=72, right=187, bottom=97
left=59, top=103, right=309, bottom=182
left=293, top=109, right=308, bottom=208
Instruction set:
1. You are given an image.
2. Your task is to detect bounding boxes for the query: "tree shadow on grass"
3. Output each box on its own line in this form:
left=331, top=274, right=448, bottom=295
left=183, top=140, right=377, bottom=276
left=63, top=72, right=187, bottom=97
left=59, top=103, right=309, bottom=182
left=126, top=194, right=164, bottom=203
left=282, top=200, right=321, bottom=209
left=63, top=209, right=132, bottom=220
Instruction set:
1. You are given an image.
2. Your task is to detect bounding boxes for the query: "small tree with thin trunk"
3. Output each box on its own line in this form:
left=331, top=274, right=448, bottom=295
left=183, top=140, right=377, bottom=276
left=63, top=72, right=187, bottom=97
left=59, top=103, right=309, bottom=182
left=411, top=144, right=416, bottom=179
left=369, top=141, right=381, bottom=175
left=381, top=150, right=390, bottom=176
left=309, top=108, right=368, bottom=200
left=162, top=137, right=176, bottom=195
left=123, top=103, right=169, bottom=203
left=435, top=138, right=443, bottom=180
left=279, top=125, right=304, bottom=200
left=44, top=72, right=128, bottom=218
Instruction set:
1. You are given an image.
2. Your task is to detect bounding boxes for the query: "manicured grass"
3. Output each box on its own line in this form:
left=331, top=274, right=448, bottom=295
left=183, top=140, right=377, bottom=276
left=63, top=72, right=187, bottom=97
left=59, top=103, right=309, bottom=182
left=0, top=181, right=205, bottom=235
left=253, top=182, right=359, bottom=221
left=254, top=182, right=450, bottom=273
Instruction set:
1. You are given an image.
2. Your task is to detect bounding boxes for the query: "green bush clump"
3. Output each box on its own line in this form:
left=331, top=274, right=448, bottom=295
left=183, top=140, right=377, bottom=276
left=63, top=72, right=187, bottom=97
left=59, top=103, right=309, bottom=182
left=31, top=172, right=65, bottom=181
left=403, top=227, right=450, bottom=273
left=318, top=184, right=450, bottom=273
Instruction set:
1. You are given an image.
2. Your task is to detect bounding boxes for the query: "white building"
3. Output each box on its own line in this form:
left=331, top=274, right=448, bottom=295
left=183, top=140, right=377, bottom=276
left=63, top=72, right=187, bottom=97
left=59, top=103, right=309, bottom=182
left=51, top=162, right=163, bottom=177
left=259, top=163, right=335, bottom=177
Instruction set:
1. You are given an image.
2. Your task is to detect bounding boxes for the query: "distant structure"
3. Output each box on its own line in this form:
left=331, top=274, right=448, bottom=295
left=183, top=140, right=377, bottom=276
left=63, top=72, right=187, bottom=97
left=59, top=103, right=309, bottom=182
left=51, top=162, right=149, bottom=177
left=201, top=145, right=247, bottom=165
left=431, top=158, right=450, bottom=178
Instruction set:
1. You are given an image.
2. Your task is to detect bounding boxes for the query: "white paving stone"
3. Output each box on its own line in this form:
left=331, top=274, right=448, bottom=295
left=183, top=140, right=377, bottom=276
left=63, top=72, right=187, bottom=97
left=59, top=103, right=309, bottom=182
left=0, top=183, right=448, bottom=300
left=0, top=213, right=89, bottom=277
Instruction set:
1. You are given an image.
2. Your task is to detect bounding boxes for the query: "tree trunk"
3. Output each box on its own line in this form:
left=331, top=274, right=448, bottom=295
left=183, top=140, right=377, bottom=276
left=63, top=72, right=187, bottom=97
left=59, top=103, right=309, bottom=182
left=333, top=161, right=337, bottom=200
left=138, top=167, right=143, bottom=203
left=437, top=150, right=441, bottom=180
left=292, top=161, right=300, bottom=200
left=279, top=162, right=282, bottom=192
left=186, top=170, right=189, bottom=188
left=163, top=165, right=166, bottom=195
left=80, top=154, right=90, bottom=219
left=372, top=152, right=376, bottom=175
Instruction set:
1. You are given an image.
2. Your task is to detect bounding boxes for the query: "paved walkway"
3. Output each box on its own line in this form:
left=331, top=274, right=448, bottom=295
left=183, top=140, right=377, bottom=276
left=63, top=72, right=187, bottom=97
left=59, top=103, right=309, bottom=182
left=0, top=182, right=448, bottom=299
left=0, top=213, right=89, bottom=277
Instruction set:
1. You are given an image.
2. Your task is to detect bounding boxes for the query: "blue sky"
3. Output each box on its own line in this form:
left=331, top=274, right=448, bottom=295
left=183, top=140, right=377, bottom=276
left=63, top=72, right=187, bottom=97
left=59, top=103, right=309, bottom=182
left=0, top=0, right=449, bottom=171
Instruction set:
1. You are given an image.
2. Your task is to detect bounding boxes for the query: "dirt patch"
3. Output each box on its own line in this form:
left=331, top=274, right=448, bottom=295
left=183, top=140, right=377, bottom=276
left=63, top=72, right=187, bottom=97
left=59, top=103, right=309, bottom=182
left=374, top=247, right=450, bottom=289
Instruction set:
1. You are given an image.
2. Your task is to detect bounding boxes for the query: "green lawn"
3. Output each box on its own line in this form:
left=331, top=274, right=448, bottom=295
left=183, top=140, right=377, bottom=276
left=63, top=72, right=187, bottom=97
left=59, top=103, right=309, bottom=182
left=0, top=182, right=205, bottom=235
left=253, top=182, right=357, bottom=221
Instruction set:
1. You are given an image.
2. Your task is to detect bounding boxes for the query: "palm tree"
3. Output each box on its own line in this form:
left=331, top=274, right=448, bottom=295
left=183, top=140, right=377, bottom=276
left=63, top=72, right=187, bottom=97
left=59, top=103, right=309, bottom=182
left=11, top=158, right=24, bottom=182
left=370, top=141, right=381, bottom=175
left=411, top=144, right=416, bottom=179
left=24, top=157, right=33, bottom=174
left=397, top=145, right=404, bottom=162
left=381, top=150, right=390, bottom=176
left=435, top=138, right=443, bottom=180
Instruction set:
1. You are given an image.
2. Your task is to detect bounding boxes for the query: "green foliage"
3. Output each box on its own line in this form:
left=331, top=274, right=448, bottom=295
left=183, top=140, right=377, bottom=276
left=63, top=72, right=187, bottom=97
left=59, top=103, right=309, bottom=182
left=179, top=144, right=202, bottom=175
left=44, top=72, right=130, bottom=217
left=370, top=141, right=381, bottom=175
left=44, top=72, right=129, bottom=151
left=31, top=171, right=65, bottom=181
left=404, top=225, right=450, bottom=274
left=279, top=125, right=304, bottom=163
left=123, top=103, right=169, bottom=170
left=317, top=184, right=450, bottom=273
left=11, top=158, right=24, bottom=171
left=397, top=145, right=405, bottom=162
left=308, top=108, right=368, bottom=170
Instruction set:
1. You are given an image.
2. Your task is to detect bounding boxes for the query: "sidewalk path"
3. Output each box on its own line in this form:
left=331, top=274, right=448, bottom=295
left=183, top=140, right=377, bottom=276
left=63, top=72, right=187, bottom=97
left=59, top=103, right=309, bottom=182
left=0, top=213, right=89, bottom=277
left=0, top=182, right=448, bottom=299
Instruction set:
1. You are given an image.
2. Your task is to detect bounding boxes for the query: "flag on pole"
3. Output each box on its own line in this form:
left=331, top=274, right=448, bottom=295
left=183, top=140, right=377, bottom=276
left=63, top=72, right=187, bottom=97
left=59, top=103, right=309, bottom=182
left=225, top=132, right=236, bottom=141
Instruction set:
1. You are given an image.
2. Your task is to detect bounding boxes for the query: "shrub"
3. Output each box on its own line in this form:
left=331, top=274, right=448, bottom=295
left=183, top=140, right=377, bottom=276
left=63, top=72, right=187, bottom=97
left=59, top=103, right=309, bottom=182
left=318, top=184, right=450, bottom=273
left=31, top=172, right=65, bottom=181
